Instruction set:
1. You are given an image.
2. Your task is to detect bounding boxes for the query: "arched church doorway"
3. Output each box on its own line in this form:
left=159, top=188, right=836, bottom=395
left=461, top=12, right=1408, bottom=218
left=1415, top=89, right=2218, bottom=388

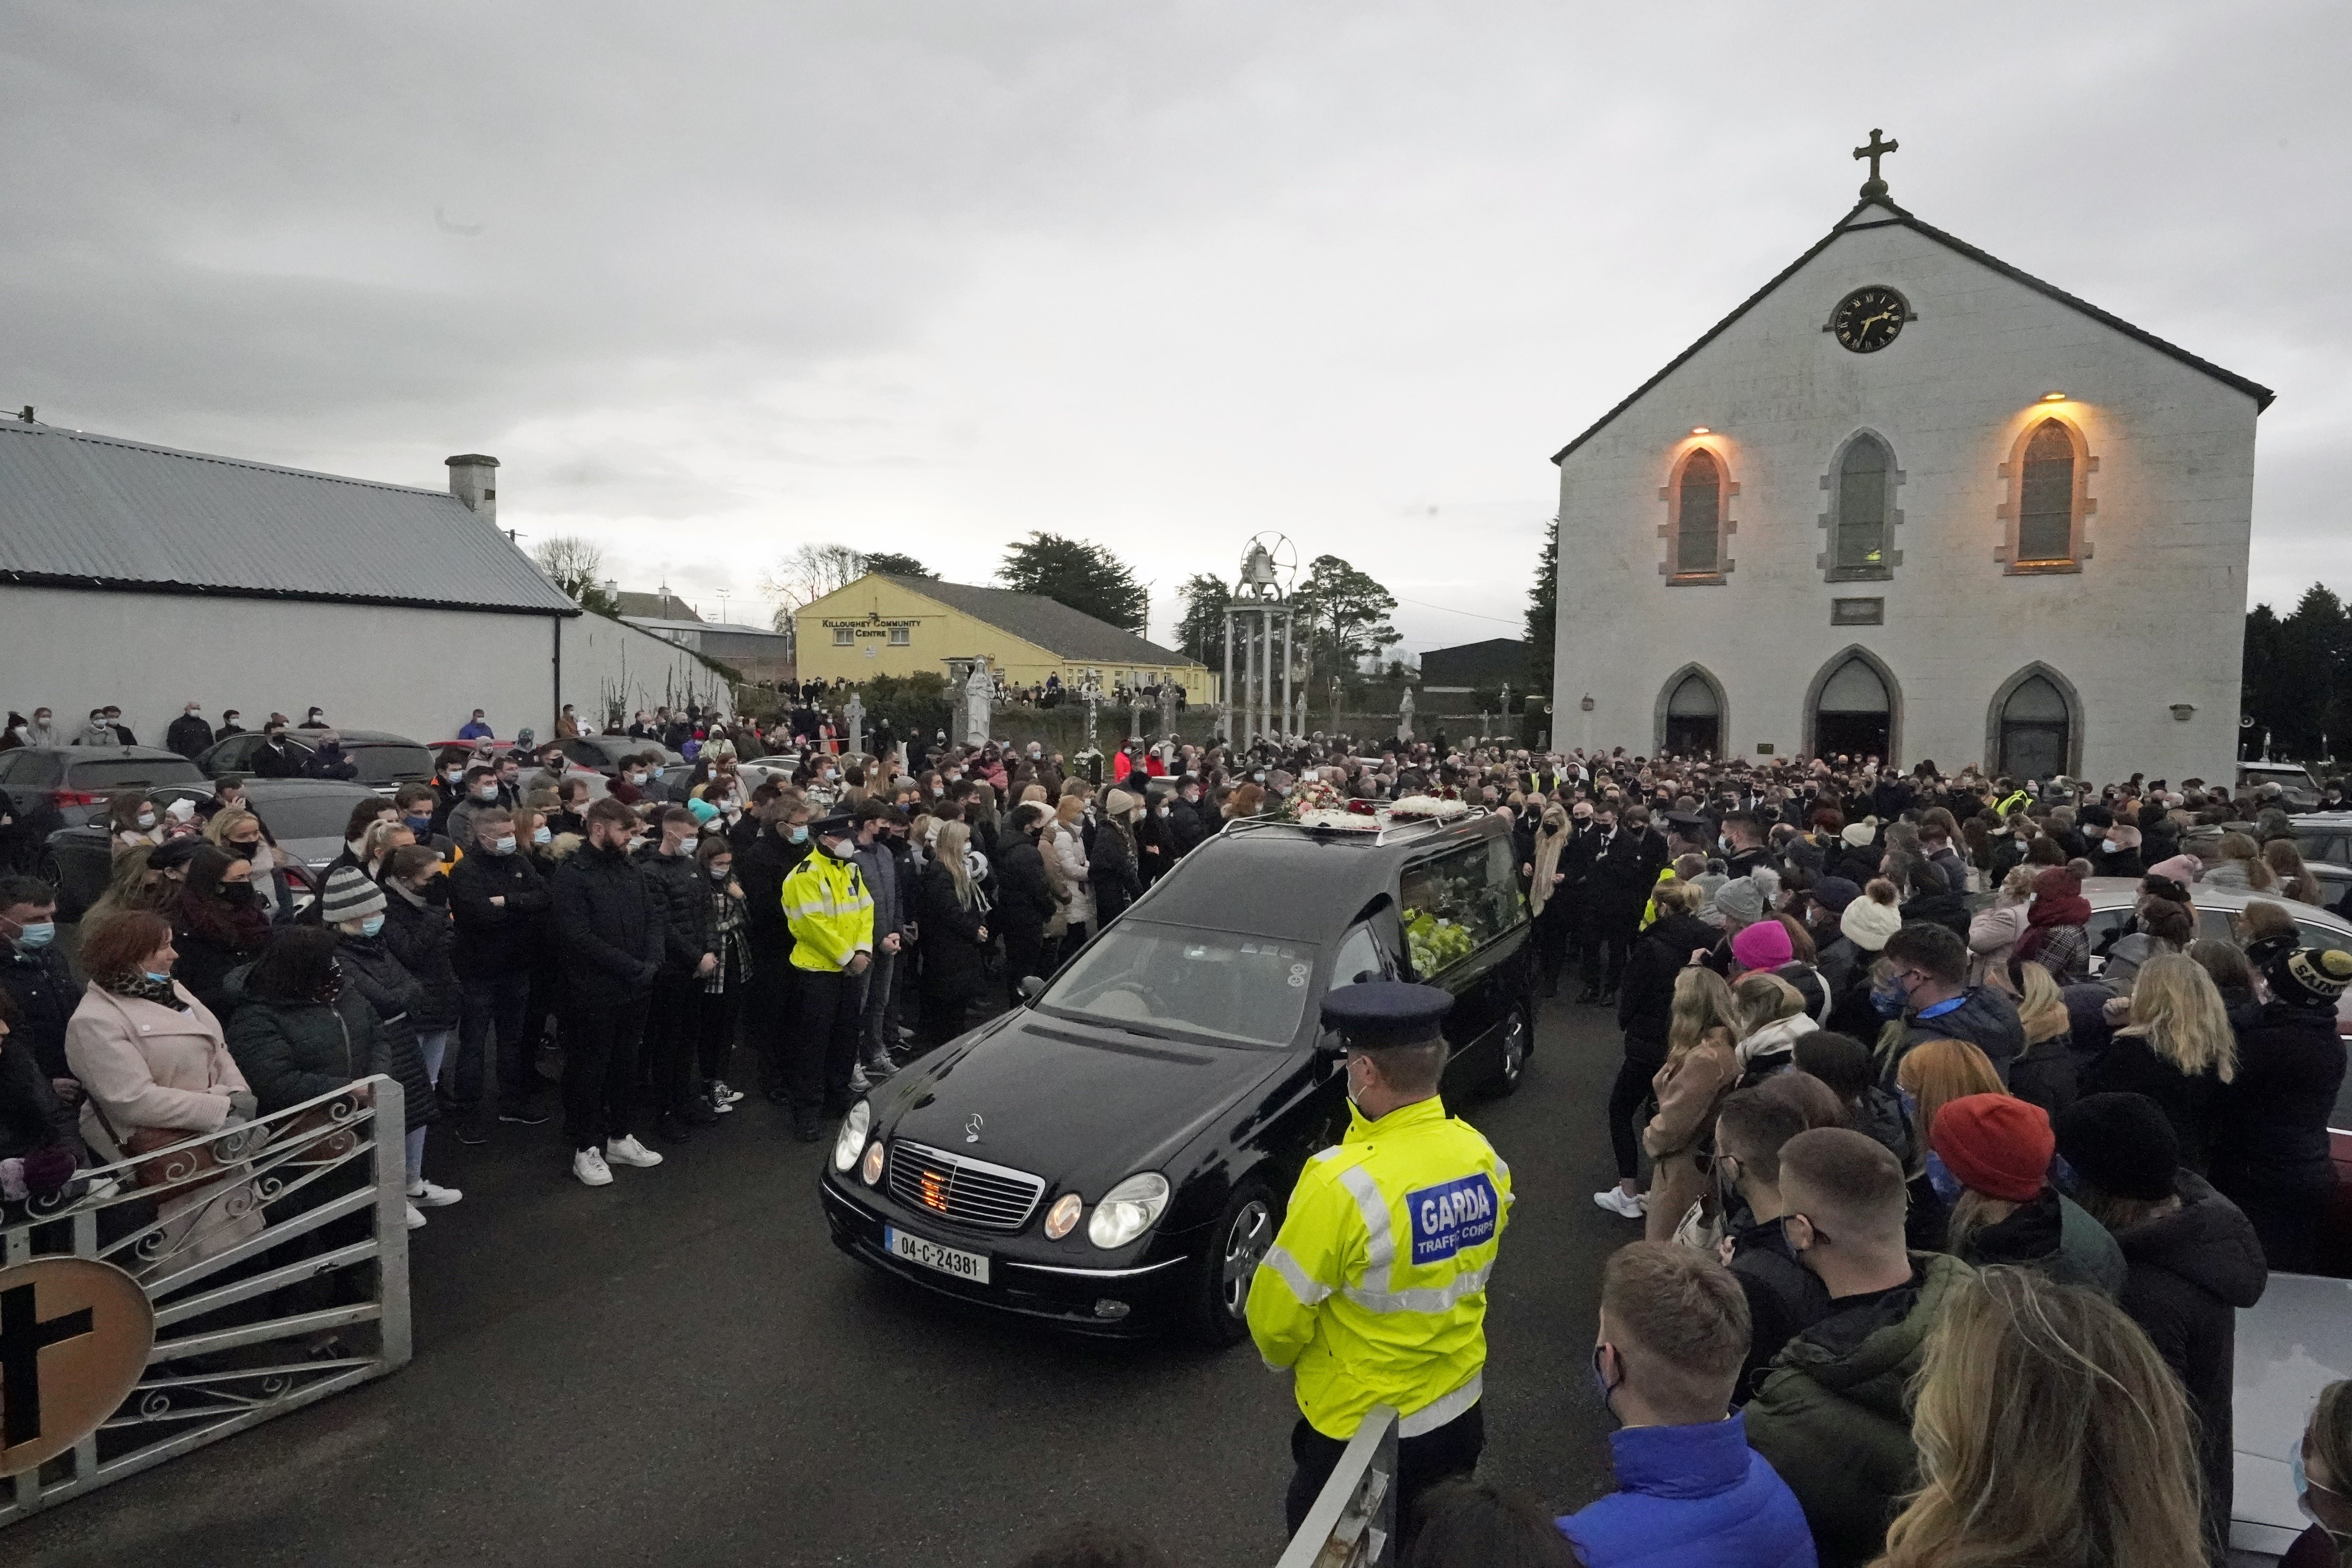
left=1996, top=671, right=2073, bottom=780
left=1662, top=670, right=1722, bottom=757
left=1812, top=653, right=1893, bottom=762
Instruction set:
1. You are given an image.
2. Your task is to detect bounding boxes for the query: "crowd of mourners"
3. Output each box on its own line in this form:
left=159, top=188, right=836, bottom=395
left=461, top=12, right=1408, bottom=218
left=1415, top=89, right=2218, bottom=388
left=5, top=693, right=2350, bottom=1568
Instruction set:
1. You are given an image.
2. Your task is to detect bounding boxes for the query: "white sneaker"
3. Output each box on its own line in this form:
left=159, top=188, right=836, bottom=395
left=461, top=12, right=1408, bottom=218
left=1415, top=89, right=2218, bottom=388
left=573, top=1147, right=614, bottom=1187
left=604, top=1134, right=664, bottom=1169
left=407, top=1179, right=463, bottom=1208
left=847, top=1065, right=872, bottom=1095
left=406, top=1201, right=428, bottom=1230
left=711, top=1081, right=745, bottom=1106
left=1592, top=1187, right=1645, bottom=1220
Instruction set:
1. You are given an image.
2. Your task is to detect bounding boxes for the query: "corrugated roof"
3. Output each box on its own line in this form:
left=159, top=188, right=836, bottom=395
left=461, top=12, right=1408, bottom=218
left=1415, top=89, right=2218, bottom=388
left=0, top=421, right=579, bottom=615
left=1551, top=197, right=2274, bottom=465
left=877, top=575, right=1203, bottom=668
left=623, top=615, right=788, bottom=640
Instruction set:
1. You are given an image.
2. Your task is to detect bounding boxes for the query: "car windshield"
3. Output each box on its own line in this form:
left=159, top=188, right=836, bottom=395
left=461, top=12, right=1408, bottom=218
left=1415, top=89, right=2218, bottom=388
left=66, top=757, right=205, bottom=789
left=253, top=794, right=372, bottom=842
left=1041, top=923, right=1315, bottom=1048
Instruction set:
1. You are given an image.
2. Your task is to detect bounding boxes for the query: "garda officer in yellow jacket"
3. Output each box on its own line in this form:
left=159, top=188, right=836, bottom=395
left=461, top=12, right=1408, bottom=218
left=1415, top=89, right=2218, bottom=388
left=779, top=811, right=874, bottom=1143
left=1247, top=981, right=1514, bottom=1534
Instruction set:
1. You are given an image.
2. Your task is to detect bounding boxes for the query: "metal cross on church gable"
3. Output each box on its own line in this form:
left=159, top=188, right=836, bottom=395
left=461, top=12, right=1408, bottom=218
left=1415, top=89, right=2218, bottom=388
left=1853, top=128, right=1898, bottom=196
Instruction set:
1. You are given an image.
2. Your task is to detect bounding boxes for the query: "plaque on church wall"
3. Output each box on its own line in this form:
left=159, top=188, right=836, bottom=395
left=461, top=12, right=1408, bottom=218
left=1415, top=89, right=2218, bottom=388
left=1831, top=597, right=1885, bottom=626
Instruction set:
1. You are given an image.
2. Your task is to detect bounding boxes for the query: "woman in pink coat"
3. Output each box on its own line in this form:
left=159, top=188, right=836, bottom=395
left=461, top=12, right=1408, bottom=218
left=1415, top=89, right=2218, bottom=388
left=64, top=909, right=262, bottom=1276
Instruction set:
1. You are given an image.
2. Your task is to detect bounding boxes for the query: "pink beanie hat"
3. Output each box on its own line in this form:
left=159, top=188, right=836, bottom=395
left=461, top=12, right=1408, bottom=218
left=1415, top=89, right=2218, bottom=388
left=1730, top=918, right=1795, bottom=973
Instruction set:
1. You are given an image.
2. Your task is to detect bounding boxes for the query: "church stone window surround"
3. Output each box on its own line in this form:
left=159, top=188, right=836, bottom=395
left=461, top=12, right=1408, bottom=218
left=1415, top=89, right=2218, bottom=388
left=1659, top=443, right=1736, bottom=586
left=1818, top=429, right=1905, bottom=583
left=1994, top=413, right=2097, bottom=575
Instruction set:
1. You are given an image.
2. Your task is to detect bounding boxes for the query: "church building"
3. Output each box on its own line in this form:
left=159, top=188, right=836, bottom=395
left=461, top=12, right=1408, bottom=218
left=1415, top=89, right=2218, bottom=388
left=1548, top=134, right=2270, bottom=784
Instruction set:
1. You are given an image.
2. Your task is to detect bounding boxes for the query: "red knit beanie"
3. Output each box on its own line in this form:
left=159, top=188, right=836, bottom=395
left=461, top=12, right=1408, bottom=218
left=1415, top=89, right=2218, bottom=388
left=1929, top=1093, right=2053, bottom=1203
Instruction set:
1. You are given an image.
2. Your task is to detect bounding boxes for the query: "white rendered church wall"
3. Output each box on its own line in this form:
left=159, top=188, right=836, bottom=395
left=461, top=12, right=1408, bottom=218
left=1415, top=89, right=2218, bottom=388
left=1551, top=214, right=2258, bottom=784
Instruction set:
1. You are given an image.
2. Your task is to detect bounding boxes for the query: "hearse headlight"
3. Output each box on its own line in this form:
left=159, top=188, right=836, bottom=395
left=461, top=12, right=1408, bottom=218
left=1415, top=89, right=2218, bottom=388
left=832, top=1101, right=871, bottom=1173
left=1044, top=1192, right=1085, bottom=1240
left=1086, top=1172, right=1170, bottom=1249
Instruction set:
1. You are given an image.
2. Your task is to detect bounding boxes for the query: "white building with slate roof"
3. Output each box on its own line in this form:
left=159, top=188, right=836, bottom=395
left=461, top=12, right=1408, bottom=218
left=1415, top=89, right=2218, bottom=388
left=1549, top=147, right=2269, bottom=787
left=0, top=419, right=722, bottom=743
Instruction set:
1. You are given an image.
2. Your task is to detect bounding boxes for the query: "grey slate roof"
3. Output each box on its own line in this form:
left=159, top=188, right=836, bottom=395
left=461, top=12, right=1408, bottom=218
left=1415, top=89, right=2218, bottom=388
left=0, top=421, right=578, bottom=615
left=879, top=575, right=1201, bottom=668
left=1552, top=197, right=2275, bottom=465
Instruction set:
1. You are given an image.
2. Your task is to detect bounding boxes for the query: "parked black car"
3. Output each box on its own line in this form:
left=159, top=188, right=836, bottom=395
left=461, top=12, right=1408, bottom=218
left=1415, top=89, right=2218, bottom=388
left=40, top=778, right=377, bottom=921
left=195, top=728, right=432, bottom=791
left=818, top=807, right=1535, bottom=1345
left=0, top=745, right=208, bottom=831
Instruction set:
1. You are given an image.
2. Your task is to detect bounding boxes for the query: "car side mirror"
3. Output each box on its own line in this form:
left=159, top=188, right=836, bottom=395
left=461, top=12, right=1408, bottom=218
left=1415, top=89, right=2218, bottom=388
left=1018, top=974, right=1047, bottom=1003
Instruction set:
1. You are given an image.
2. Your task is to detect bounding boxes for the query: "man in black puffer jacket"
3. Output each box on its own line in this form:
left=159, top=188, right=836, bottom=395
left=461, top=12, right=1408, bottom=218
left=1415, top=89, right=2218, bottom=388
left=2056, top=1092, right=2267, bottom=1559
left=736, top=798, right=813, bottom=1103
left=995, top=802, right=1059, bottom=1003
left=551, top=799, right=667, bottom=1187
left=2212, top=946, right=2352, bottom=1272
left=448, top=808, right=553, bottom=1134
left=635, top=806, right=717, bottom=1138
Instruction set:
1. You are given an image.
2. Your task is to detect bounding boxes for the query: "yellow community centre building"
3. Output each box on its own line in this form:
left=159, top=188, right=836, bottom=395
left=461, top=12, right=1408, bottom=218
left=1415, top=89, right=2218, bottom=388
left=794, top=573, right=1218, bottom=700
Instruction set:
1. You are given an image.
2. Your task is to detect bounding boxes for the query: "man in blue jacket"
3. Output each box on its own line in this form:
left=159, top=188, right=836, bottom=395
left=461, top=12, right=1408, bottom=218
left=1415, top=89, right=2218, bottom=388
left=1557, top=1241, right=1816, bottom=1568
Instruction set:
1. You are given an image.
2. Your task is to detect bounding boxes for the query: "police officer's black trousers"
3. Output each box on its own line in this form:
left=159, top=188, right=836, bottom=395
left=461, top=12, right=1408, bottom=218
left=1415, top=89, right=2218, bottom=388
left=1282, top=1403, right=1484, bottom=1539
left=787, top=967, right=862, bottom=1115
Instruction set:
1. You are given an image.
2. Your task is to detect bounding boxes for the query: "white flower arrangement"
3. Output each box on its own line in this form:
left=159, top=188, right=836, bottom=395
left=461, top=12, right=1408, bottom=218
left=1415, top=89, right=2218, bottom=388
left=1296, top=807, right=1381, bottom=831
left=1385, top=794, right=1471, bottom=821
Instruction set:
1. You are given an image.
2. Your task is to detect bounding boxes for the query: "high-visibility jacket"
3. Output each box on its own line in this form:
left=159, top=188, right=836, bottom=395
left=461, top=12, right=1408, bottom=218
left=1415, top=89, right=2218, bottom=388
left=1247, top=1095, right=1513, bottom=1440
left=781, top=850, right=874, bottom=973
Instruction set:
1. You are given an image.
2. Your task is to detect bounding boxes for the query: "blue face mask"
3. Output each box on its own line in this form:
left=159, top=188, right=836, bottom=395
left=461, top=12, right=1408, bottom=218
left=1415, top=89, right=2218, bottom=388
left=1869, top=982, right=1907, bottom=1019
left=13, top=920, right=56, bottom=949
left=1924, top=1149, right=1962, bottom=1205
left=788, top=826, right=809, bottom=845
left=143, top=970, right=172, bottom=985
left=359, top=914, right=385, bottom=938
left=404, top=815, right=432, bottom=833
left=534, top=825, right=552, bottom=846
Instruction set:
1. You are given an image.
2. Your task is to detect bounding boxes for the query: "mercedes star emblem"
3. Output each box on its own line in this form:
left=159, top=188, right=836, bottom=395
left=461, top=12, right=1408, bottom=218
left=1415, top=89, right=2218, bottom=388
left=964, top=1114, right=984, bottom=1144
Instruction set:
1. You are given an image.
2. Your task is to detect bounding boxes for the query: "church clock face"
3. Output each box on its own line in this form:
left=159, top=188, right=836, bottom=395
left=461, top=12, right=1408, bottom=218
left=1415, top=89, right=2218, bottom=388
left=1831, top=286, right=1909, bottom=353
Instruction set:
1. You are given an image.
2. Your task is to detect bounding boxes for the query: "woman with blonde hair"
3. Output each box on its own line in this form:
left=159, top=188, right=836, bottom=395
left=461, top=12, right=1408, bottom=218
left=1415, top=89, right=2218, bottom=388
left=916, top=820, right=992, bottom=1047
left=2266, top=836, right=2325, bottom=905
left=1045, top=794, right=1094, bottom=955
left=1966, top=865, right=2034, bottom=993
left=1729, top=971, right=1813, bottom=1080
left=1873, top=1266, right=2206, bottom=1568
left=2082, top=951, right=2235, bottom=1171
left=1638, top=965, right=1740, bottom=1243
left=1895, top=1036, right=2005, bottom=1249
left=2200, top=829, right=2276, bottom=892
left=2005, top=959, right=2076, bottom=1118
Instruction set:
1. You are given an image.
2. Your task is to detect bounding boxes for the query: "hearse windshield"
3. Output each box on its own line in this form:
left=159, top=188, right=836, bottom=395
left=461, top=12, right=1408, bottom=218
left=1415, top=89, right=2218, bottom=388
left=1040, top=922, right=1316, bottom=1049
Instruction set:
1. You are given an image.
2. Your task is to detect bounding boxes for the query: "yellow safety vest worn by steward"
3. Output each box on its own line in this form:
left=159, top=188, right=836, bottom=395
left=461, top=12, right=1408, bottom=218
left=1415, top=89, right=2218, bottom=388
left=1247, top=1095, right=1513, bottom=1440
left=781, top=851, right=875, bottom=973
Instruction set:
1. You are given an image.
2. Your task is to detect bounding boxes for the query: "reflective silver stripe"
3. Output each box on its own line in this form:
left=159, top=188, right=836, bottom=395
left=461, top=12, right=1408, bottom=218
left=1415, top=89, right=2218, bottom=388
left=1261, top=1243, right=1332, bottom=1307
left=1397, top=1372, right=1483, bottom=1437
left=1336, top=1165, right=1395, bottom=1294
left=1492, top=1154, right=1514, bottom=1203
left=1340, top=1259, right=1494, bottom=1316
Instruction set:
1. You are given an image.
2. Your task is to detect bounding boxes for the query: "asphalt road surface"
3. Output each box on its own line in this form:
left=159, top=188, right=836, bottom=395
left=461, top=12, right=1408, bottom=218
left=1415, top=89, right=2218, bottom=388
left=13, top=993, right=1631, bottom=1568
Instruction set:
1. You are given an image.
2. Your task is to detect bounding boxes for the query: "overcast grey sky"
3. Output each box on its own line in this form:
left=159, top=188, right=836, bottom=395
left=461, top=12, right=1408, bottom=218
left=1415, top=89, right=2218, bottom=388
left=5, top=2, right=2346, bottom=653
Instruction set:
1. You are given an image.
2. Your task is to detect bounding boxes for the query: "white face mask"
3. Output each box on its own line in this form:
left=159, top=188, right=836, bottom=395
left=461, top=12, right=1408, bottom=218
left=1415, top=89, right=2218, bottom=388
left=136, top=812, right=156, bottom=829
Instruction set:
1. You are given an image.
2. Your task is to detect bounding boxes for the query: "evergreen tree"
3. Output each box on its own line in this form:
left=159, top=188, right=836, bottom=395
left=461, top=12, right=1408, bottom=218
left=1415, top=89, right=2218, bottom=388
left=1526, top=515, right=1558, bottom=701
left=1175, top=574, right=1230, bottom=670
left=864, top=551, right=933, bottom=578
left=998, top=533, right=1149, bottom=630
left=1292, top=555, right=1400, bottom=681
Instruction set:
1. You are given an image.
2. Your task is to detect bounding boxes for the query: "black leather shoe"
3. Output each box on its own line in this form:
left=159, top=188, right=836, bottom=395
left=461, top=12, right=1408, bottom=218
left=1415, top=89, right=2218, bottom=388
left=678, top=1097, right=720, bottom=1127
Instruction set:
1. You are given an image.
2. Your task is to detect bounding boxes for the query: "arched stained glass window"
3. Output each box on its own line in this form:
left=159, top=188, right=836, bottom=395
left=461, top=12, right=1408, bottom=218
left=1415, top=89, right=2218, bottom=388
left=1836, top=436, right=1889, bottom=572
left=2017, top=420, right=2076, bottom=564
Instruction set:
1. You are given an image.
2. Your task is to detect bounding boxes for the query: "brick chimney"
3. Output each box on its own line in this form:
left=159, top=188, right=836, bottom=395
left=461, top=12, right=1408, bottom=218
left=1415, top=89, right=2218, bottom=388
left=446, top=453, right=499, bottom=523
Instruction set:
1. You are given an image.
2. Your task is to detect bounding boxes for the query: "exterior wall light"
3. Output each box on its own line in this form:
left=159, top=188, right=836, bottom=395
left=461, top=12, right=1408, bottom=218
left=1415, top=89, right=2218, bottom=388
left=2170, top=703, right=2196, bottom=721
left=2041, top=392, right=2067, bottom=402
left=1579, top=695, right=1596, bottom=712
left=1690, top=426, right=1711, bottom=435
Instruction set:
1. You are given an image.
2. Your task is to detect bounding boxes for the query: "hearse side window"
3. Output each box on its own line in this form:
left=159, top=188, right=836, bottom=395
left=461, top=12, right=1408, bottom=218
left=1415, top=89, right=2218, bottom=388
left=1332, top=925, right=1388, bottom=987
left=1398, top=837, right=1523, bottom=978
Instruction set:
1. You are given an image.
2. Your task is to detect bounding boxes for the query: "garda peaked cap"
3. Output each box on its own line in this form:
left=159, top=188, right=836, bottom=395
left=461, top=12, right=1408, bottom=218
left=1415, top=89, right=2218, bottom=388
left=1321, top=980, right=1453, bottom=1047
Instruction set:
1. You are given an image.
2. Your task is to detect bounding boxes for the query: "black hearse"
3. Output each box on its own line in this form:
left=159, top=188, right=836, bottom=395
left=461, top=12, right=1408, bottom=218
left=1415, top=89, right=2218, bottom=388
left=818, top=806, right=1534, bottom=1345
